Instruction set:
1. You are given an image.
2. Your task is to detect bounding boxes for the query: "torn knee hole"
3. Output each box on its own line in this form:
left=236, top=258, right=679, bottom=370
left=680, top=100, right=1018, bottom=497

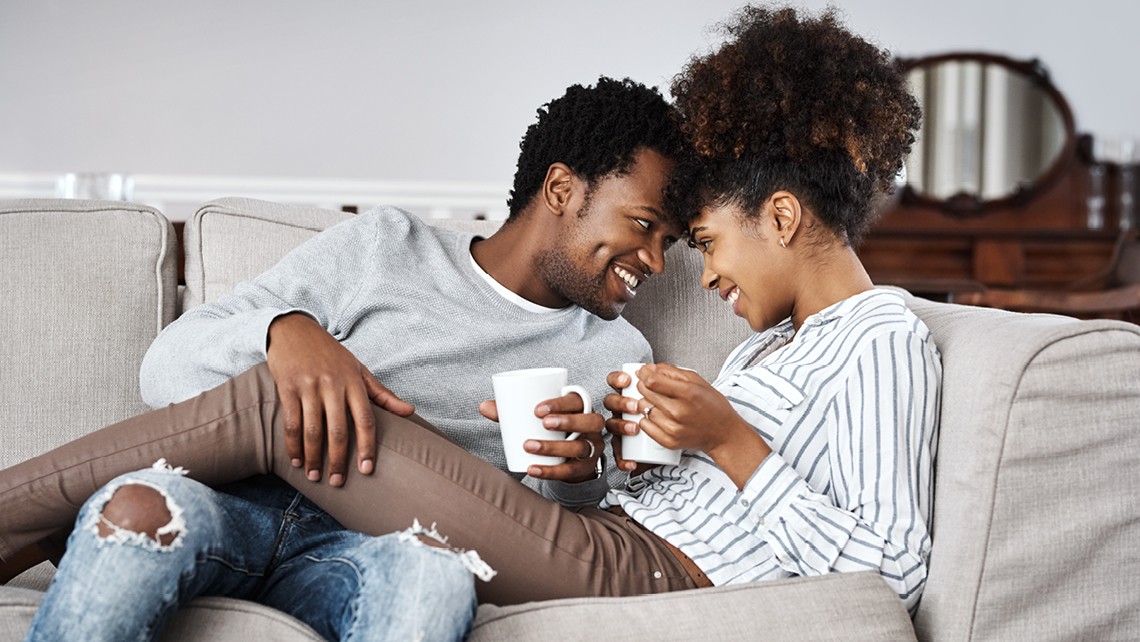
left=96, top=483, right=182, bottom=547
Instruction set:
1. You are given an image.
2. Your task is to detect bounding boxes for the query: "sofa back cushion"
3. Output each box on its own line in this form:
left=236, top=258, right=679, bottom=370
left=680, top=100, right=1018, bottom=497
left=0, top=199, right=177, bottom=468
left=900, top=291, right=1140, bottom=641
left=183, top=198, right=752, bottom=380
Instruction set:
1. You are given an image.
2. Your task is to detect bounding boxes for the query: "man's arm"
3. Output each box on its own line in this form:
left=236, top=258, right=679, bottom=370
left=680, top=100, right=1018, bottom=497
left=140, top=209, right=414, bottom=485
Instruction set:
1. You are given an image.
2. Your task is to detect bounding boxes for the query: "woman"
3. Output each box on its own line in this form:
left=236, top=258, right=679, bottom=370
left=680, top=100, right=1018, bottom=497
left=1, top=4, right=936, bottom=617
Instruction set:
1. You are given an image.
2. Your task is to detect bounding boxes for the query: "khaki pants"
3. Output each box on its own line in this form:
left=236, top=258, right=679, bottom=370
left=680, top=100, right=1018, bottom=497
left=0, top=364, right=697, bottom=604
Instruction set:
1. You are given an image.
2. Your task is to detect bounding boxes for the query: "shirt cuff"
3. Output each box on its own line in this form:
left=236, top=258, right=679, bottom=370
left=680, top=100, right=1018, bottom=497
left=259, top=309, right=321, bottom=356
left=540, top=474, right=610, bottom=509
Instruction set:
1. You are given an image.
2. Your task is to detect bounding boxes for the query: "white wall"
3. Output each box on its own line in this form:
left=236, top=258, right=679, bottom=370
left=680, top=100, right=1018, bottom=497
left=1, top=0, right=1136, bottom=188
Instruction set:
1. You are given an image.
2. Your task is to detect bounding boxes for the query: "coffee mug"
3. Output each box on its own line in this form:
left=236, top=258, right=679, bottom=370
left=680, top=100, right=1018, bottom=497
left=492, top=367, right=591, bottom=472
left=621, top=362, right=683, bottom=466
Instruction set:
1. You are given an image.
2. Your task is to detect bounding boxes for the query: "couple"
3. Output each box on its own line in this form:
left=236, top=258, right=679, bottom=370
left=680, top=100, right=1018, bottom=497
left=1, top=6, right=940, bottom=641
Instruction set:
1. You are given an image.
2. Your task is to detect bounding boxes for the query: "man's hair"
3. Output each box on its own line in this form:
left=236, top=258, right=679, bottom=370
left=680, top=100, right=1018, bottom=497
left=668, top=6, right=922, bottom=245
left=506, top=77, right=686, bottom=220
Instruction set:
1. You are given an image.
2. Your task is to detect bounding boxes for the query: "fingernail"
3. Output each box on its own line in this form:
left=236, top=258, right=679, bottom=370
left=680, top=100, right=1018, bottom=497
left=626, top=422, right=639, bottom=435
left=528, top=466, right=542, bottom=476
left=291, top=458, right=302, bottom=468
left=627, top=401, right=639, bottom=413
left=543, top=416, right=562, bottom=428
left=535, top=404, right=550, bottom=416
left=307, top=469, right=320, bottom=482
left=329, top=473, right=344, bottom=487
left=623, top=461, right=637, bottom=471
left=524, top=439, right=540, bottom=453
left=360, top=459, right=374, bottom=475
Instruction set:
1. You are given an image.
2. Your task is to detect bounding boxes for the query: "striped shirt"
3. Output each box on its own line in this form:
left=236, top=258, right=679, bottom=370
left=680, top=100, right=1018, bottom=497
left=603, top=289, right=941, bottom=612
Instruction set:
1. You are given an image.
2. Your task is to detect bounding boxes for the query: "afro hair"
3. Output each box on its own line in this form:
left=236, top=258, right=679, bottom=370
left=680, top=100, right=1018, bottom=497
left=669, top=6, right=921, bottom=245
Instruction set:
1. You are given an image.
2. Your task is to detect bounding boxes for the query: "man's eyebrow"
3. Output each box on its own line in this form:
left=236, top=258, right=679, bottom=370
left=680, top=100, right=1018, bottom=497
left=688, top=225, right=707, bottom=237
left=632, top=205, right=665, bottom=219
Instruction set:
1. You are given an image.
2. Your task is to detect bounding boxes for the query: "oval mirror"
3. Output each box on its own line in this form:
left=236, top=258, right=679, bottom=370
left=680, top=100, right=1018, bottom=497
left=900, top=52, right=1076, bottom=216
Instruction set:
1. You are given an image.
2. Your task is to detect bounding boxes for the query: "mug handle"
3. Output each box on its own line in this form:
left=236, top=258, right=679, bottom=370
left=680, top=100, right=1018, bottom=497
left=558, top=384, right=592, bottom=441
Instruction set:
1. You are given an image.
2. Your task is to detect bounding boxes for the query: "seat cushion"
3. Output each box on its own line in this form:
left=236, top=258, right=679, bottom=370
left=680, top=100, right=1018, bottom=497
left=468, top=571, right=916, bottom=641
left=0, top=588, right=323, bottom=642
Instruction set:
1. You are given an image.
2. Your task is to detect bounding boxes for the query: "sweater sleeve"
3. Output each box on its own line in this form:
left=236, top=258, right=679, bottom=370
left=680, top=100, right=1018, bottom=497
left=730, top=330, right=939, bottom=612
left=139, top=211, right=392, bottom=407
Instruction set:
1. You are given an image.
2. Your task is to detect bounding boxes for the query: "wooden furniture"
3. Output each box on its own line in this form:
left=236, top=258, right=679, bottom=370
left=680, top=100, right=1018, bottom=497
left=859, top=52, right=1139, bottom=322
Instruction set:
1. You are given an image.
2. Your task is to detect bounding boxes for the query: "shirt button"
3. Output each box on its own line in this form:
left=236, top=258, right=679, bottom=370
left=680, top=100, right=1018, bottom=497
left=758, top=517, right=765, bottom=527
left=740, top=498, right=750, bottom=507
left=653, top=571, right=663, bottom=579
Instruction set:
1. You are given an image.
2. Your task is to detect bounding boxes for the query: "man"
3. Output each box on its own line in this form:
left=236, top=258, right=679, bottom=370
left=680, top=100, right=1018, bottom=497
left=13, top=77, right=686, bottom=640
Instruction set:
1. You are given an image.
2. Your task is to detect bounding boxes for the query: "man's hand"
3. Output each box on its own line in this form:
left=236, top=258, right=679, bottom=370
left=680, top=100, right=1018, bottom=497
left=603, top=369, right=658, bottom=475
left=267, top=313, right=414, bottom=486
left=478, top=394, right=605, bottom=483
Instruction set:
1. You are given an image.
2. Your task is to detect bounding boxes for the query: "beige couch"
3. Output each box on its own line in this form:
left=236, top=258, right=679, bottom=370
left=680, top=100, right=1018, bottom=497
left=2, top=197, right=1138, bottom=641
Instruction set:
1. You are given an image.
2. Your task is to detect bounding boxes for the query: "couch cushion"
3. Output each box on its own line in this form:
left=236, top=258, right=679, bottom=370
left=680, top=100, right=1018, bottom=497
left=468, top=571, right=916, bottom=641
left=184, top=198, right=752, bottom=380
left=0, top=199, right=177, bottom=469
left=0, top=588, right=323, bottom=642
left=182, top=197, right=354, bottom=310
left=900, top=293, right=1140, bottom=641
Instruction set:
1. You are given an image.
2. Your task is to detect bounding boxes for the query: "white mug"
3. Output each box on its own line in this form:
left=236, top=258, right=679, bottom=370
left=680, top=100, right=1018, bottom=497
left=492, top=367, right=591, bottom=472
left=621, top=362, right=683, bottom=466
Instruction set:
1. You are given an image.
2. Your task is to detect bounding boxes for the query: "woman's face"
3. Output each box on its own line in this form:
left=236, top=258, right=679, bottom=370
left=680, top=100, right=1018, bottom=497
left=688, top=201, right=795, bottom=332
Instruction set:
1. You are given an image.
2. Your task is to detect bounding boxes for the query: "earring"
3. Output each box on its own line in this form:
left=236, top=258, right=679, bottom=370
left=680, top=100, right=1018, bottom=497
left=779, top=237, right=787, bottom=248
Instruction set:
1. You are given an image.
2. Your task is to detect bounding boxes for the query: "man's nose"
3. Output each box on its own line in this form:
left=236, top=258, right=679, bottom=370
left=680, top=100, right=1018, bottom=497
left=637, top=244, right=667, bottom=277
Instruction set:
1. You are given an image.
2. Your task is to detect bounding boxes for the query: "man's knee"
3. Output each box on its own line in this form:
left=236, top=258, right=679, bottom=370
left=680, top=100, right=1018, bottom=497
left=96, top=482, right=182, bottom=547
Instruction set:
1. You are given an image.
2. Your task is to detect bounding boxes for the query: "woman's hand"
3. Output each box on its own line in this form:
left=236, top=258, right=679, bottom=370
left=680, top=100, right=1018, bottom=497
left=609, top=363, right=772, bottom=489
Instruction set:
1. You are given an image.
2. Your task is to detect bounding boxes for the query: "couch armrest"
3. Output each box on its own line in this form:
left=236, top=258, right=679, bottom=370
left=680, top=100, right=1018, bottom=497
left=468, top=571, right=915, bottom=641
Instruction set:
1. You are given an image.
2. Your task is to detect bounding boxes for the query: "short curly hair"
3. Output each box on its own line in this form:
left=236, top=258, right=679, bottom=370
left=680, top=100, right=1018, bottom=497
left=669, top=5, right=921, bottom=245
left=506, top=77, right=686, bottom=220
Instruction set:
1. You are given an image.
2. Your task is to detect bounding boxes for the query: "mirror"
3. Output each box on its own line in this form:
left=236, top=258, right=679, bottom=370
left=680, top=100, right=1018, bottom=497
left=899, top=52, right=1077, bottom=216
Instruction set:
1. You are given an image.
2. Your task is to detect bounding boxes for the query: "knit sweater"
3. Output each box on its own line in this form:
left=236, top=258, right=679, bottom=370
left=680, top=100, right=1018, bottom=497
left=140, top=206, right=652, bottom=505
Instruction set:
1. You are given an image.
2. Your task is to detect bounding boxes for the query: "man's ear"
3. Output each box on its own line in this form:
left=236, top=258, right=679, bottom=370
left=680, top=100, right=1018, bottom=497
left=541, top=163, right=577, bottom=216
left=769, top=191, right=802, bottom=246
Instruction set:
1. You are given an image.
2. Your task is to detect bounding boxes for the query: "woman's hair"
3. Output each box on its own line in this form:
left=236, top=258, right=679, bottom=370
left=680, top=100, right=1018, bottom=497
left=669, top=5, right=921, bottom=245
left=506, top=77, right=685, bottom=221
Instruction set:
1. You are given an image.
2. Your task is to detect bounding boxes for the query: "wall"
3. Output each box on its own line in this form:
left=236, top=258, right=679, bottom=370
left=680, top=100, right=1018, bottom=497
left=1, top=0, right=1136, bottom=207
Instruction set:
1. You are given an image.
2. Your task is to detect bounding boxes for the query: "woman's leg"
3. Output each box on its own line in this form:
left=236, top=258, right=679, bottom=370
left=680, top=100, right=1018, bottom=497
left=0, top=364, right=281, bottom=561
left=256, top=380, right=696, bottom=604
left=2, top=363, right=694, bottom=604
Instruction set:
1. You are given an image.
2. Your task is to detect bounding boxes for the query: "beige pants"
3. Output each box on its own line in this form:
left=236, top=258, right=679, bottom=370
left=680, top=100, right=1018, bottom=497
left=0, top=363, right=696, bottom=604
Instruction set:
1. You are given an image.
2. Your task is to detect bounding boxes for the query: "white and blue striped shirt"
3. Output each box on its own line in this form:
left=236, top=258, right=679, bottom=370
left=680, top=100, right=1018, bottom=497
left=604, top=289, right=941, bottom=611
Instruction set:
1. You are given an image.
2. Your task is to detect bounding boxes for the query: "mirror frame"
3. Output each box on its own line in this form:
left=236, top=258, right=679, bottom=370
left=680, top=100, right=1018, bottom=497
left=897, top=51, right=1078, bottom=218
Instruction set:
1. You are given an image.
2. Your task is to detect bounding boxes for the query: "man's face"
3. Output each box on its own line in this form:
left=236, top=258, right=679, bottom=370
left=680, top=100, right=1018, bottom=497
left=536, top=148, right=680, bottom=320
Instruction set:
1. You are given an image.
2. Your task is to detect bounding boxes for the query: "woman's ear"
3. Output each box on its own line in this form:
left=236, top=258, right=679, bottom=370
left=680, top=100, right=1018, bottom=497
left=541, top=163, right=576, bottom=216
left=769, top=191, right=802, bottom=247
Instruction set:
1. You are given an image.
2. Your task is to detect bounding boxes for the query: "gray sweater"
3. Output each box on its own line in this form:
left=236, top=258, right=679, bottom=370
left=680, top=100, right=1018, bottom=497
left=140, top=206, right=651, bottom=505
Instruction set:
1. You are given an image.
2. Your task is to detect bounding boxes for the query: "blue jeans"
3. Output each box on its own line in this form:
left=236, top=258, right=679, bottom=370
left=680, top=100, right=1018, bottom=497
left=25, top=468, right=476, bottom=642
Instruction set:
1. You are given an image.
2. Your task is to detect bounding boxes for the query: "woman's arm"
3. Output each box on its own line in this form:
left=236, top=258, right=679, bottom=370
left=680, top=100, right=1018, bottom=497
left=726, top=330, right=940, bottom=612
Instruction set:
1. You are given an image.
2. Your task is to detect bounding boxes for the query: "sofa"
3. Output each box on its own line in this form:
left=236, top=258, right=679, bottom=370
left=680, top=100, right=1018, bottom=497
left=2, top=197, right=1138, bottom=641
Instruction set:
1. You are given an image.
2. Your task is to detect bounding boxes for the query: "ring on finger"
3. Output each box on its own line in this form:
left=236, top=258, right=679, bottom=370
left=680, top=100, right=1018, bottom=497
left=643, top=403, right=656, bottom=420
left=575, top=439, right=597, bottom=461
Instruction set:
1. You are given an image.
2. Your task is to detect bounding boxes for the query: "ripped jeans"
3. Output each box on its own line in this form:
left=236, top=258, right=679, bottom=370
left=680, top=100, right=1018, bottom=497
left=25, top=469, right=476, bottom=642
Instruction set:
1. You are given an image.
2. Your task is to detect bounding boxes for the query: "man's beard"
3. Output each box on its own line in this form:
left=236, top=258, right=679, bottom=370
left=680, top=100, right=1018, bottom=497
left=534, top=242, right=618, bottom=320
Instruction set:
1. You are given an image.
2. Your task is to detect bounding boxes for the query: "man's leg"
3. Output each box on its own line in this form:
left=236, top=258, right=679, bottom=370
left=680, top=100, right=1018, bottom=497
left=25, top=467, right=284, bottom=642
left=260, top=525, right=476, bottom=642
